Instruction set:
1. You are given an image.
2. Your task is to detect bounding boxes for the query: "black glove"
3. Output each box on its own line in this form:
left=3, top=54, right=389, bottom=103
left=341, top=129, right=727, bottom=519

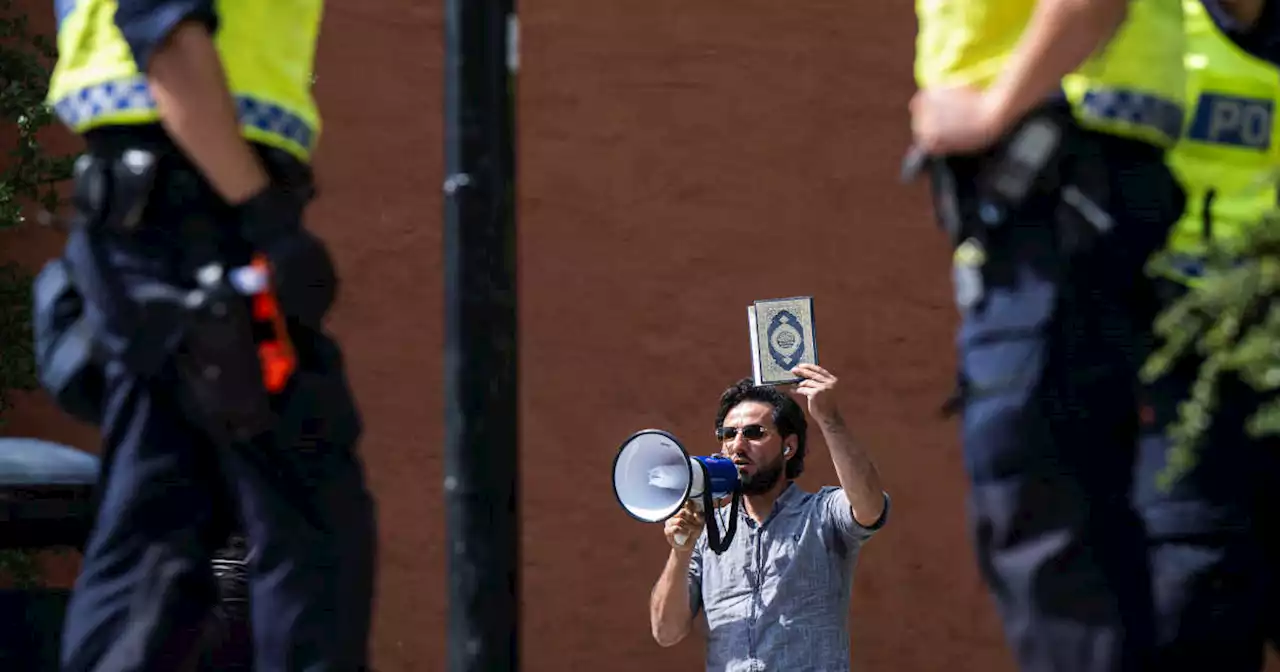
left=234, top=184, right=338, bottom=328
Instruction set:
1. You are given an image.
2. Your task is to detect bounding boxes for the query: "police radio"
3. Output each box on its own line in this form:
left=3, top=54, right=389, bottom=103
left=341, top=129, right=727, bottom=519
left=973, top=113, right=1065, bottom=226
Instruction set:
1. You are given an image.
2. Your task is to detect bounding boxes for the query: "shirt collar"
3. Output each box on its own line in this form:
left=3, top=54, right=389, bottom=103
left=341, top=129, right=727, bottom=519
left=739, top=480, right=800, bottom=526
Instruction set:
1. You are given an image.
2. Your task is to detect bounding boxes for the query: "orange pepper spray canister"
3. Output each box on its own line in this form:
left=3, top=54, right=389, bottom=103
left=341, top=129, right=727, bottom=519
left=228, top=255, right=297, bottom=394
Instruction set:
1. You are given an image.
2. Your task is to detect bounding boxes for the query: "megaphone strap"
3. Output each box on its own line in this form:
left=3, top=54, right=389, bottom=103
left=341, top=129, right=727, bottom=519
left=701, top=459, right=740, bottom=555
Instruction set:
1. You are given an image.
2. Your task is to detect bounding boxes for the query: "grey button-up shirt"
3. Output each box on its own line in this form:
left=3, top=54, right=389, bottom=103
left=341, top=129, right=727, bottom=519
left=688, top=482, right=889, bottom=672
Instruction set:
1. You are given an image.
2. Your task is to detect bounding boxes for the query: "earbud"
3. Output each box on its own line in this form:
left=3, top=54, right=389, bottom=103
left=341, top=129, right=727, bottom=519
left=784, top=446, right=793, bottom=455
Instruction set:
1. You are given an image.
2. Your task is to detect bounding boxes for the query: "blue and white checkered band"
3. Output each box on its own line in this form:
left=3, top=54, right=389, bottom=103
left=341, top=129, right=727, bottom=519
left=1161, top=252, right=1250, bottom=279
left=1078, top=88, right=1185, bottom=146
left=52, top=76, right=316, bottom=155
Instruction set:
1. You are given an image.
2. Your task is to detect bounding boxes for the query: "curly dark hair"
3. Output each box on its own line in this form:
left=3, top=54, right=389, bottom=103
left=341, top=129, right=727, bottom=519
left=714, top=377, right=808, bottom=480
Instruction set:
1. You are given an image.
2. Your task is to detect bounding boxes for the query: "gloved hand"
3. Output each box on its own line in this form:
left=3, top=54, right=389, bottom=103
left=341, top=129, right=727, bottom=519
left=234, top=184, right=338, bottom=328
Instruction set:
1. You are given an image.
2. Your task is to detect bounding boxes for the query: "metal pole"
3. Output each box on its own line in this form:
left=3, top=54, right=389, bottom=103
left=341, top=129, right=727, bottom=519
left=442, top=0, right=519, bottom=669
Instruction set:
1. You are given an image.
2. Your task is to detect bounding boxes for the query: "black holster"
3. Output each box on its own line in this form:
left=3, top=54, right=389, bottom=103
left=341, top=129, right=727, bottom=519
left=32, top=148, right=278, bottom=441
left=173, top=268, right=276, bottom=444
left=30, top=151, right=145, bottom=427
left=929, top=104, right=1115, bottom=261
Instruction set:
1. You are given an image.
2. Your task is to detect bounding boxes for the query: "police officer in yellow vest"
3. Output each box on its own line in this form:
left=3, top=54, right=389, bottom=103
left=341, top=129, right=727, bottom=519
left=37, top=1, right=378, bottom=669
left=909, top=0, right=1187, bottom=670
left=1135, top=0, right=1280, bottom=668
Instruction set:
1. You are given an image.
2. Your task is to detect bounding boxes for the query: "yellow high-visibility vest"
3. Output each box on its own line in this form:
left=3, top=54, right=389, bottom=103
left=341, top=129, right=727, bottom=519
left=914, top=0, right=1186, bottom=148
left=1157, top=0, right=1280, bottom=282
left=47, top=0, right=323, bottom=163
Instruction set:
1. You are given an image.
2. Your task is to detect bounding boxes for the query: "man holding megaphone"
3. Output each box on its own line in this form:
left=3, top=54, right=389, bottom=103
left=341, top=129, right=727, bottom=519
left=648, top=363, right=889, bottom=672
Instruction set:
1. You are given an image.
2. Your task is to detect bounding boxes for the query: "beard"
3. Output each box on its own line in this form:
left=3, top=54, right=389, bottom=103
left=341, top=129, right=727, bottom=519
left=738, top=455, right=785, bottom=495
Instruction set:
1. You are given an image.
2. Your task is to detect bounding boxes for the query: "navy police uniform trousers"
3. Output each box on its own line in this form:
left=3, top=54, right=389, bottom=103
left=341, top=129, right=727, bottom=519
left=930, top=107, right=1185, bottom=672
left=55, top=126, right=378, bottom=672
left=1136, top=279, right=1280, bottom=672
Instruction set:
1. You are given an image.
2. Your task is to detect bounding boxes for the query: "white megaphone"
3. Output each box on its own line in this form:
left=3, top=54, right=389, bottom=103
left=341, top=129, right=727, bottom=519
left=611, top=428, right=742, bottom=554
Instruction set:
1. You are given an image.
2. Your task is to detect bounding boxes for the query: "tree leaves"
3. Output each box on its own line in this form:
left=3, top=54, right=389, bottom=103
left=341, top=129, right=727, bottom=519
left=0, top=0, right=73, bottom=235
left=1141, top=212, right=1280, bottom=490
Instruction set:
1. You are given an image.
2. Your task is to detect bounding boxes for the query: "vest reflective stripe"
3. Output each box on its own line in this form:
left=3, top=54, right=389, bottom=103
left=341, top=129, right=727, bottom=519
left=1157, top=0, right=1280, bottom=285
left=1150, top=251, right=1248, bottom=280
left=51, top=75, right=317, bottom=158
left=46, top=0, right=322, bottom=163
left=1077, top=87, right=1186, bottom=146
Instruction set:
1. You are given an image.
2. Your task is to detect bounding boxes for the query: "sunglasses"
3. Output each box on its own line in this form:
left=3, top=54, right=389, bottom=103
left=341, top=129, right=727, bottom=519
left=716, top=424, right=769, bottom=442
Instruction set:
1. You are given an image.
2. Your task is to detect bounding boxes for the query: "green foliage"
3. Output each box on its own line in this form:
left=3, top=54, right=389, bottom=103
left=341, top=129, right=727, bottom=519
left=1141, top=212, right=1280, bottom=490
left=0, top=0, right=74, bottom=231
left=0, top=549, right=42, bottom=588
left=0, top=0, right=75, bottom=586
left=0, top=0, right=72, bottom=418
